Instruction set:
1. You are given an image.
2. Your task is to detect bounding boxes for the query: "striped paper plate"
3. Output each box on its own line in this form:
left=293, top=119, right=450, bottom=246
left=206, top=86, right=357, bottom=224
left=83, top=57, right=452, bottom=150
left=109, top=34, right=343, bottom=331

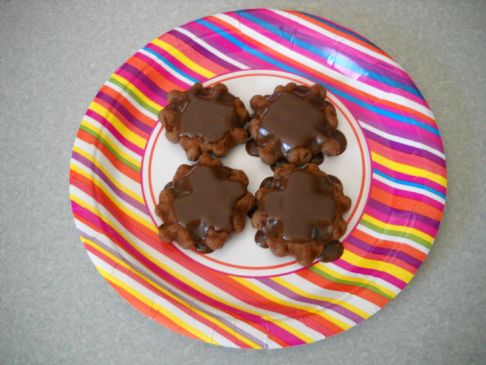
left=69, top=9, right=447, bottom=349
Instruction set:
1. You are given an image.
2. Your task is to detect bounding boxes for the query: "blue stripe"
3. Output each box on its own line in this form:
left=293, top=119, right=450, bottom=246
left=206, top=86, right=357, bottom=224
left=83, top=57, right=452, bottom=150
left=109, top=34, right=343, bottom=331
left=142, top=46, right=199, bottom=83
left=236, top=11, right=420, bottom=97
left=302, top=12, right=380, bottom=49
left=373, top=169, right=446, bottom=199
left=198, top=19, right=439, bottom=136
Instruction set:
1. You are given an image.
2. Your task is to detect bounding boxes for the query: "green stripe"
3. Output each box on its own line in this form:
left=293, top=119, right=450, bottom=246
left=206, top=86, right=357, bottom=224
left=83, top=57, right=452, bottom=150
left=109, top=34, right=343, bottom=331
left=109, top=76, right=159, bottom=115
left=80, top=124, right=140, bottom=172
left=310, top=266, right=394, bottom=300
left=361, top=219, right=432, bottom=249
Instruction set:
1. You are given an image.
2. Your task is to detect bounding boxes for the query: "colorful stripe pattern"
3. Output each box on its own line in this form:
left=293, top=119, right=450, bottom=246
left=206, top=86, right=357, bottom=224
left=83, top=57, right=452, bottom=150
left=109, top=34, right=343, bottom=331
left=69, top=9, right=447, bottom=348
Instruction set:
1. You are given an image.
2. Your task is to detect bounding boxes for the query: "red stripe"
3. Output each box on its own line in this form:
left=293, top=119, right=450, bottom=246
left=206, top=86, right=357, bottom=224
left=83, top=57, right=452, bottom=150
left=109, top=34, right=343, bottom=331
left=76, top=130, right=141, bottom=183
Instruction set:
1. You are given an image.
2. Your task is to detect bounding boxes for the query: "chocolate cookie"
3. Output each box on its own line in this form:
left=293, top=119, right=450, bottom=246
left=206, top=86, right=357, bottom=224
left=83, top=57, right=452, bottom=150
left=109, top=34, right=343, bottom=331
left=160, top=83, right=249, bottom=161
left=246, top=83, right=346, bottom=166
left=155, top=153, right=255, bottom=253
left=251, top=163, right=351, bottom=266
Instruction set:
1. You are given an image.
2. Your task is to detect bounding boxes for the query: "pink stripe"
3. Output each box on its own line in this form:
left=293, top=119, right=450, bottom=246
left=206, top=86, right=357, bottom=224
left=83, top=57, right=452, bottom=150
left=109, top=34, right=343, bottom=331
left=373, top=179, right=445, bottom=211
left=334, top=258, right=406, bottom=289
left=72, top=201, right=305, bottom=346
left=85, top=109, right=144, bottom=156
left=134, top=52, right=190, bottom=88
left=229, top=11, right=426, bottom=106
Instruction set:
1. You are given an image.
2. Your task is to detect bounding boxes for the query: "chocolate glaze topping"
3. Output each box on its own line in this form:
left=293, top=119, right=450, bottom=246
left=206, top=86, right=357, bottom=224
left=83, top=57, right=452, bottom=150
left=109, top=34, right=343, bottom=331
left=261, top=170, right=336, bottom=242
left=168, top=164, right=246, bottom=242
left=179, top=89, right=237, bottom=142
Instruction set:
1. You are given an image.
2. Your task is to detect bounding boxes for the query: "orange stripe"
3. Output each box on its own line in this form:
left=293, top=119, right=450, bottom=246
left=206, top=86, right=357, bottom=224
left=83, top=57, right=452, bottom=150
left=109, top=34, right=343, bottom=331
left=297, top=269, right=389, bottom=307
left=289, top=11, right=388, bottom=57
left=345, top=239, right=418, bottom=274
left=370, top=186, right=443, bottom=222
left=87, top=243, right=253, bottom=348
left=352, top=228, right=427, bottom=263
left=127, top=55, right=185, bottom=94
left=210, top=16, right=436, bottom=126
left=162, top=33, right=231, bottom=75
left=368, top=139, right=445, bottom=176
left=76, top=130, right=141, bottom=183
left=109, top=281, right=199, bottom=340
left=99, top=84, right=157, bottom=128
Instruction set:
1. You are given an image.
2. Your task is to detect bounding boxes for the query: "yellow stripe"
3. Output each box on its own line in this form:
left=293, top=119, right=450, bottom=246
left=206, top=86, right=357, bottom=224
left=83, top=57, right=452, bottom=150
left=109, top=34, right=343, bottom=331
left=110, top=73, right=162, bottom=112
left=272, top=276, right=370, bottom=319
left=71, top=193, right=306, bottom=340
left=233, top=277, right=350, bottom=333
left=363, top=213, right=434, bottom=244
left=152, top=38, right=216, bottom=79
left=89, top=101, right=147, bottom=149
left=83, top=238, right=262, bottom=349
left=96, top=266, right=217, bottom=344
left=372, top=152, right=447, bottom=188
left=316, top=262, right=397, bottom=299
left=81, top=119, right=141, bottom=168
left=72, top=145, right=144, bottom=204
left=341, top=250, right=413, bottom=283
left=72, top=164, right=157, bottom=233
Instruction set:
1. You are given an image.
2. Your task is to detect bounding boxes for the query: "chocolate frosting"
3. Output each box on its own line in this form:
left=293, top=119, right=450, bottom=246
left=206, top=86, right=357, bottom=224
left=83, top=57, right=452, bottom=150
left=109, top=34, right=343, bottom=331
left=261, top=170, right=336, bottom=242
left=179, top=91, right=237, bottom=142
left=170, top=164, right=246, bottom=241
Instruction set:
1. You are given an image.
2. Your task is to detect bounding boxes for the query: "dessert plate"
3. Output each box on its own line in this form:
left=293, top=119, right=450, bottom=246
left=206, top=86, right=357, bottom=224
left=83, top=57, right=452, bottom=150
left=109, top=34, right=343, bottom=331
left=69, top=9, right=447, bottom=349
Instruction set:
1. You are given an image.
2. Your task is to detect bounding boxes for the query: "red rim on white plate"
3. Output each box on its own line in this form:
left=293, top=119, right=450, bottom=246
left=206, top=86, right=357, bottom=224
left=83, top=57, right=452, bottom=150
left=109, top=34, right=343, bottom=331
left=69, top=9, right=447, bottom=349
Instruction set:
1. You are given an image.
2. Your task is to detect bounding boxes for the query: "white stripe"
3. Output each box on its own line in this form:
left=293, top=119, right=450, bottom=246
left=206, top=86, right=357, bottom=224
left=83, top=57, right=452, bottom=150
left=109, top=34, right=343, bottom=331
left=89, top=254, right=238, bottom=347
left=71, top=159, right=150, bottom=219
left=286, top=275, right=380, bottom=315
left=82, top=115, right=141, bottom=161
left=138, top=48, right=194, bottom=86
left=80, top=221, right=279, bottom=348
left=357, top=224, right=430, bottom=254
left=104, top=80, right=158, bottom=120
left=72, top=187, right=320, bottom=342
left=74, top=138, right=142, bottom=190
left=174, top=27, right=249, bottom=70
left=326, top=262, right=401, bottom=294
left=248, top=279, right=356, bottom=328
left=215, top=13, right=433, bottom=119
left=373, top=171, right=445, bottom=204
left=360, top=121, right=445, bottom=159
left=272, top=9, right=404, bottom=71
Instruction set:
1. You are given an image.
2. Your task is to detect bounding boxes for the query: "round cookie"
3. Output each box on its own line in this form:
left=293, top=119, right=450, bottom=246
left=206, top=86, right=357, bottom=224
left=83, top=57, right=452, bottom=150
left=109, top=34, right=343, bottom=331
left=160, top=83, right=249, bottom=161
left=246, top=82, right=347, bottom=166
left=156, top=153, right=255, bottom=253
left=251, top=163, right=351, bottom=266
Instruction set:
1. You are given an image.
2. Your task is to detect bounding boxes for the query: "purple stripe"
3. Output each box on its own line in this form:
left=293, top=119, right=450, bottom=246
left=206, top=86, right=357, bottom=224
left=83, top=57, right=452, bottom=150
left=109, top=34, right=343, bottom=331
left=168, top=29, right=240, bottom=71
left=334, top=259, right=406, bottom=289
left=72, top=151, right=147, bottom=213
left=134, top=52, right=189, bottom=89
left=116, top=63, right=167, bottom=106
left=258, top=278, right=364, bottom=324
left=247, top=10, right=417, bottom=95
left=373, top=179, right=445, bottom=211
left=145, top=43, right=205, bottom=82
left=367, top=198, right=440, bottom=232
left=85, top=109, right=144, bottom=156
left=372, top=161, right=446, bottom=196
left=95, top=91, right=154, bottom=135
left=72, top=201, right=305, bottom=346
left=80, top=230, right=268, bottom=349
left=363, top=127, right=446, bottom=167
left=346, top=234, right=422, bottom=269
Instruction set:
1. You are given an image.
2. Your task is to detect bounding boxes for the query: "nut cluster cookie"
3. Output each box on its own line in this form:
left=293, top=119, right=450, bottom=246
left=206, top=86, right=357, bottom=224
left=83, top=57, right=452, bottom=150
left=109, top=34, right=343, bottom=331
left=155, top=153, right=255, bottom=253
left=251, top=163, right=351, bottom=266
left=159, top=83, right=249, bottom=160
left=246, top=82, right=347, bottom=166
